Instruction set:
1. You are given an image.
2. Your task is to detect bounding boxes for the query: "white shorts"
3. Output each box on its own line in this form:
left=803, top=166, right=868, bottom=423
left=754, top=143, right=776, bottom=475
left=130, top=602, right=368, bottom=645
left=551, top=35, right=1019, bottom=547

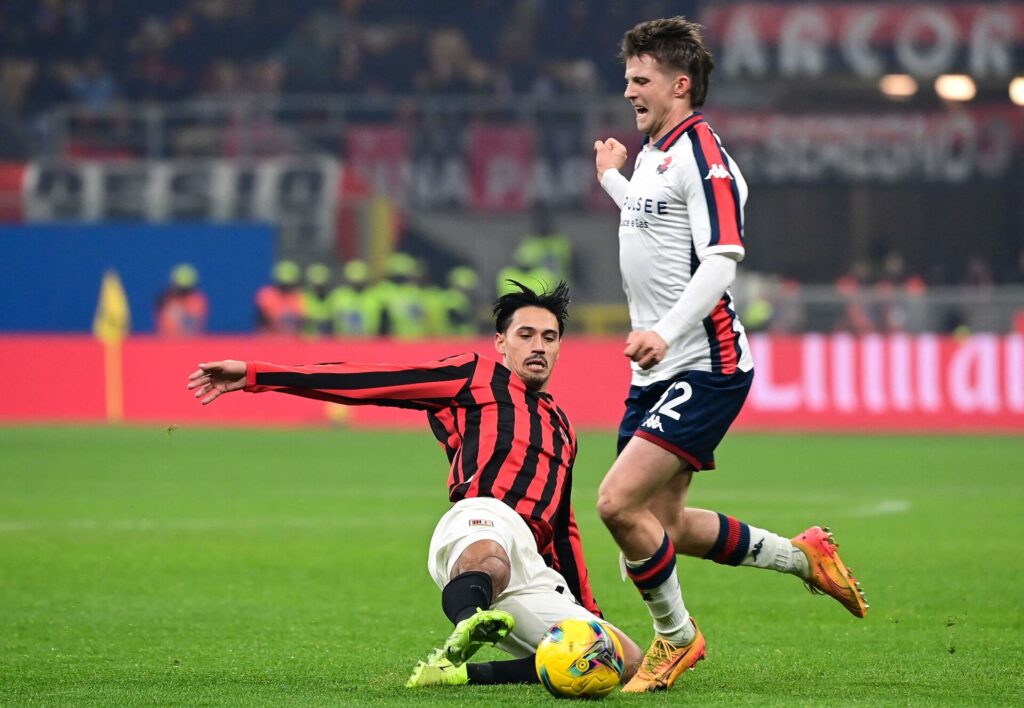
left=427, top=496, right=608, bottom=658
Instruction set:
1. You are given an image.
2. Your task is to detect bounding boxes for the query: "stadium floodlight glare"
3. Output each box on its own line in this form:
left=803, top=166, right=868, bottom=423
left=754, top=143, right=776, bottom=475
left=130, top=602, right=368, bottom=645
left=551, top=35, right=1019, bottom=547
left=879, top=74, right=917, bottom=99
left=1010, top=77, right=1024, bottom=106
left=934, top=74, right=976, bottom=102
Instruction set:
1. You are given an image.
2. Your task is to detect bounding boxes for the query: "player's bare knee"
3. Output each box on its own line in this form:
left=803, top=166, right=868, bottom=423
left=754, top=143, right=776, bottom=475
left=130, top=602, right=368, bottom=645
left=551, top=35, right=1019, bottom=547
left=450, top=540, right=512, bottom=596
left=596, top=487, right=632, bottom=529
left=474, top=554, right=511, bottom=595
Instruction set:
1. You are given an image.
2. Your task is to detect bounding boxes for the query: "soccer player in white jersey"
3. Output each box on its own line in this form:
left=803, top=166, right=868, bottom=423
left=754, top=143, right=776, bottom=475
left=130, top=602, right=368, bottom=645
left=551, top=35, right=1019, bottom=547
left=592, top=17, right=869, bottom=693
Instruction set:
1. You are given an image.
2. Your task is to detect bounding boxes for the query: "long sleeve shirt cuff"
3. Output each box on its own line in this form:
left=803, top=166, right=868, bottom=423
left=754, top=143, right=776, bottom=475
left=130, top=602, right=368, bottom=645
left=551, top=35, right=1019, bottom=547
left=600, top=167, right=629, bottom=207
left=244, top=361, right=257, bottom=390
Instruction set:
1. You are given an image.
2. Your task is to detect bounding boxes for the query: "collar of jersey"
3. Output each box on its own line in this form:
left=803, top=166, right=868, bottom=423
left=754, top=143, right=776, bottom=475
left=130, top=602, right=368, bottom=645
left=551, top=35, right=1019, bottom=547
left=642, top=112, right=704, bottom=152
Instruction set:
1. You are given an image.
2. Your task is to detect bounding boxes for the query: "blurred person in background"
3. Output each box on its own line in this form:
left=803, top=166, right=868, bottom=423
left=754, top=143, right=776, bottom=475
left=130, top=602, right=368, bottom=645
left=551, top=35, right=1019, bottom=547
left=833, top=261, right=876, bottom=334
left=275, top=13, right=341, bottom=94
left=739, top=284, right=774, bottom=334
left=437, top=266, right=481, bottom=337
left=1014, top=251, right=1024, bottom=334
left=377, top=252, right=429, bottom=339
left=68, top=55, right=118, bottom=111
left=124, top=14, right=188, bottom=102
left=496, top=241, right=557, bottom=298
left=957, top=256, right=996, bottom=337
left=493, top=24, right=546, bottom=97
left=520, top=205, right=573, bottom=285
left=187, top=281, right=644, bottom=688
left=414, top=27, right=491, bottom=95
left=302, top=262, right=333, bottom=337
left=769, top=278, right=804, bottom=334
left=155, top=262, right=207, bottom=337
left=963, top=256, right=994, bottom=290
left=872, top=251, right=927, bottom=333
left=594, top=17, right=867, bottom=693
left=329, top=259, right=382, bottom=337
left=256, top=260, right=305, bottom=335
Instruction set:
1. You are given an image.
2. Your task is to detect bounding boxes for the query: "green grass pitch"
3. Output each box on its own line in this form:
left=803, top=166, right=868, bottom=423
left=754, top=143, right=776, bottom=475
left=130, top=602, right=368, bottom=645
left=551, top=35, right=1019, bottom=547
left=2, top=425, right=1022, bottom=706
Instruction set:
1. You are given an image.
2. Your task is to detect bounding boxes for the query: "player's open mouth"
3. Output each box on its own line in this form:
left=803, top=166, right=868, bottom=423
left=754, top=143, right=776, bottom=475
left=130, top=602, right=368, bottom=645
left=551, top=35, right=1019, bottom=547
left=526, top=358, right=546, bottom=370
left=634, top=106, right=648, bottom=115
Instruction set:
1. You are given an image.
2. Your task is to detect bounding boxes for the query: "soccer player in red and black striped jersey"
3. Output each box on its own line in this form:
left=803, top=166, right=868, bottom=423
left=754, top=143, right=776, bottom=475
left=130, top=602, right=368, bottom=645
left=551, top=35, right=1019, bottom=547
left=593, top=18, right=868, bottom=692
left=188, top=281, right=642, bottom=688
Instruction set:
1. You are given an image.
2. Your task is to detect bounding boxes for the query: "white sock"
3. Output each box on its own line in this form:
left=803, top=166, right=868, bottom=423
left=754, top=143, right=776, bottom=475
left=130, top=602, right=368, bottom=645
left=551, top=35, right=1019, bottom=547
left=740, top=526, right=809, bottom=577
left=625, top=556, right=696, bottom=646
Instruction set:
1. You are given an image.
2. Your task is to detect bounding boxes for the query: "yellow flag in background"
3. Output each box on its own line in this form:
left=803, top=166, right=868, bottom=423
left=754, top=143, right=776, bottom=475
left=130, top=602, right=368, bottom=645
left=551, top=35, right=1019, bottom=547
left=368, top=194, right=397, bottom=279
left=93, top=269, right=130, bottom=421
left=93, top=269, right=131, bottom=344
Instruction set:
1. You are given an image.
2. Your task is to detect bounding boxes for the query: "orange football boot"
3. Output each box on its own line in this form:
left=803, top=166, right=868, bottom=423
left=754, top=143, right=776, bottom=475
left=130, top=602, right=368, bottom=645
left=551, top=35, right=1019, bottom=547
left=621, top=619, right=706, bottom=693
left=791, top=526, right=869, bottom=618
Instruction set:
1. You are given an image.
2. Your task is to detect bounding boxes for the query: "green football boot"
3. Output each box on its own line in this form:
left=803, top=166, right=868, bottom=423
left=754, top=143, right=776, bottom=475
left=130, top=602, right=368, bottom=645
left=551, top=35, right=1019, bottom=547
left=406, top=653, right=469, bottom=688
left=442, top=608, right=515, bottom=666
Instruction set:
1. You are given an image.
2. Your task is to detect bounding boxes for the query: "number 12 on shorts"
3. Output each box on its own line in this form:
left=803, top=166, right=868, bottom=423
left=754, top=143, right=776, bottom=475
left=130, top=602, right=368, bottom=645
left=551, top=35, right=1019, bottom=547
left=649, top=382, right=692, bottom=420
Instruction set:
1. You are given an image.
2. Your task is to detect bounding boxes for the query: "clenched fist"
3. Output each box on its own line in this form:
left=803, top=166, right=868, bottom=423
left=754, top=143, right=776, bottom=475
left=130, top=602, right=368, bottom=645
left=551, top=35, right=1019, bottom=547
left=623, top=330, right=668, bottom=370
left=594, top=138, right=628, bottom=182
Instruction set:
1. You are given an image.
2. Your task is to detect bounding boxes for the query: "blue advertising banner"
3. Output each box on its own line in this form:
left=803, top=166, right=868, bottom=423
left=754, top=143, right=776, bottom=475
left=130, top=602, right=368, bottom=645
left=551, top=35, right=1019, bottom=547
left=0, top=223, right=274, bottom=333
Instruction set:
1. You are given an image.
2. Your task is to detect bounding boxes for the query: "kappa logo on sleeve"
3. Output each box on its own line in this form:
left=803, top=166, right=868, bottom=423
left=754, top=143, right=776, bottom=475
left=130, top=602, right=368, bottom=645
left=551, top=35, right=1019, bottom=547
left=704, top=163, right=732, bottom=180
left=469, top=519, right=494, bottom=528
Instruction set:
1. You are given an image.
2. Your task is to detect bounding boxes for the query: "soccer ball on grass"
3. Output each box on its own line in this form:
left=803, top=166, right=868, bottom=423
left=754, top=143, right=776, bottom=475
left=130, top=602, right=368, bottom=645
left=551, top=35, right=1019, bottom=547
left=535, top=619, right=624, bottom=699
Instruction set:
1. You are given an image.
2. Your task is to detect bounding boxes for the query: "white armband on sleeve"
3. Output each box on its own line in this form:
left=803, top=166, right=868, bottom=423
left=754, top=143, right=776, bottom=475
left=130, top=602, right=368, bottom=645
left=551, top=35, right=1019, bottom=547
left=600, top=168, right=629, bottom=207
left=651, top=254, right=738, bottom=345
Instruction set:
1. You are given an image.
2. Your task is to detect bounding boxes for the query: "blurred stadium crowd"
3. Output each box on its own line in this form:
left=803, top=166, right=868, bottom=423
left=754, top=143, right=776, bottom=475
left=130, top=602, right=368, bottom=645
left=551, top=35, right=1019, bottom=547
left=155, top=219, right=572, bottom=338
left=1, top=0, right=1022, bottom=336
left=0, top=0, right=691, bottom=132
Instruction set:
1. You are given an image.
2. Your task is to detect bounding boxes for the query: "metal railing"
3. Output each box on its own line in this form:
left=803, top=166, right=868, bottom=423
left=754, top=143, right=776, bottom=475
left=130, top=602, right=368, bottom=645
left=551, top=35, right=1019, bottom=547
left=572, top=284, right=1024, bottom=335
left=41, top=94, right=629, bottom=160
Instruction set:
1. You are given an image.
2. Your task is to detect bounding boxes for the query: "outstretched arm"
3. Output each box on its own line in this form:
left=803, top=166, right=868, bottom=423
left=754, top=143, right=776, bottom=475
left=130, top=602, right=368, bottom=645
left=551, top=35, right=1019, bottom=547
left=188, top=360, right=247, bottom=405
left=188, top=353, right=479, bottom=411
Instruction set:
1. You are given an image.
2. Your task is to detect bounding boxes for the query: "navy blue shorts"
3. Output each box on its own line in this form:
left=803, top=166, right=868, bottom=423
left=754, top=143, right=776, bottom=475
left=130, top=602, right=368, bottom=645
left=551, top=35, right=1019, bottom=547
left=616, top=368, right=754, bottom=470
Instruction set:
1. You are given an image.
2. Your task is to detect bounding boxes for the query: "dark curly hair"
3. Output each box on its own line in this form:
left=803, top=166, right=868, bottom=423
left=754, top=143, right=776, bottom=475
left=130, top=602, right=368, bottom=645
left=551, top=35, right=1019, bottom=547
left=619, top=16, right=715, bottom=107
left=493, top=280, right=570, bottom=336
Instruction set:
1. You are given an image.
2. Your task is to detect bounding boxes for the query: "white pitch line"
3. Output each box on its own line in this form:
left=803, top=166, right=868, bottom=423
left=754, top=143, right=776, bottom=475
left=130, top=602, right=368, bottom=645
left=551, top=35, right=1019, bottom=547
left=848, top=499, right=911, bottom=517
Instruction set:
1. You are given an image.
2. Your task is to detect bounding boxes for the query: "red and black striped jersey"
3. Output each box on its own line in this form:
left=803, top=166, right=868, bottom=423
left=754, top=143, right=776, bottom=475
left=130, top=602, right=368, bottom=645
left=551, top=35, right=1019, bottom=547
left=244, top=352, right=600, bottom=616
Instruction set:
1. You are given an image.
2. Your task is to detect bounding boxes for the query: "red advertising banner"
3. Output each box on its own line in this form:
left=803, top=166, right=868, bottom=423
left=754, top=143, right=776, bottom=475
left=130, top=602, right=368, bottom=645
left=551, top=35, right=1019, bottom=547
left=0, top=162, right=26, bottom=222
left=344, top=125, right=410, bottom=197
left=700, top=3, right=1024, bottom=80
left=0, top=336, right=106, bottom=420
left=701, top=3, right=1024, bottom=44
left=467, top=124, right=535, bottom=212
left=1, top=334, right=1021, bottom=432
left=705, top=106, right=1022, bottom=182
left=739, top=334, right=1024, bottom=431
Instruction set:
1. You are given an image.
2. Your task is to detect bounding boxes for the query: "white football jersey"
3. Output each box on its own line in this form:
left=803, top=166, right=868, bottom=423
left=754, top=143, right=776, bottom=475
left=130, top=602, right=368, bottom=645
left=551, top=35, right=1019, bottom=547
left=610, top=113, right=754, bottom=384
